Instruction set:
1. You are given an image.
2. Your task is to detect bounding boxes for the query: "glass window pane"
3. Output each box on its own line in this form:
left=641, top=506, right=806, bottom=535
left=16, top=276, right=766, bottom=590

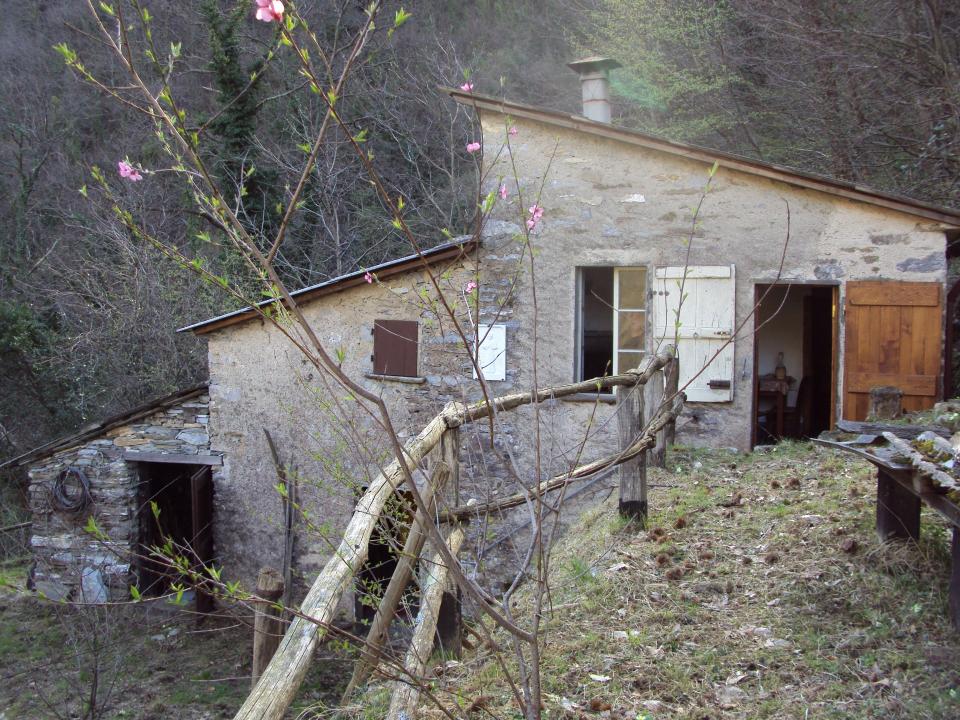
left=618, top=350, right=644, bottom=374
left=618, top=310, right=645, bottom=350
left=617, top=268, right=647, bottom=310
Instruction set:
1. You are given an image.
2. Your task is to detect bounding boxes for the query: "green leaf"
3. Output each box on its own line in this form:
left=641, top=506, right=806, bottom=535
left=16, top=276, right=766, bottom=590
left=708, top=160, right=720, bottom=178
left=326, top=89, right=338, bottom=107
left=99, top=2, right=115, bottom=17
left=297, top=142, right=312, bottom=154
left=394, top=7, right=413, bottom=28
left=170, top=42, right=181, bottom=59
left=130, top=585, right=142, bottom=600
left=150, top=500, right=161, bottom=520
left=78, top=185, right=87, bottom=198
left=53, top=43, right=77, bottom=65
left=352, top=128, right=369, bottom=144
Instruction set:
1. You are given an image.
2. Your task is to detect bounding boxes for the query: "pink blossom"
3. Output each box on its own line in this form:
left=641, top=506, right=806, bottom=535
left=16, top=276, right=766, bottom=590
left=498, top=184, right=508, bottom=200
left=364, top=271, right=374, bottom=284
left=255, top=0, right=284, bottom=22
left=117, top=160, right=143, bottom=182
left=466, top=142, right=481, bottom=154
left=526, top=203, right=544, bottom=230
left=465, top=280, right=478, bottom=293
left=508, top=126, right=518, bottom=137
left=460, top=82, right=474, bottom=92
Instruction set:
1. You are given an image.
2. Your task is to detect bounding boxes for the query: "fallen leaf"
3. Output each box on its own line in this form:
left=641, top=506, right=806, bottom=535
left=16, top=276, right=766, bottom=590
left=589, top=698, right=612, bottom=712
left=589, top=673, right=611, bottom=683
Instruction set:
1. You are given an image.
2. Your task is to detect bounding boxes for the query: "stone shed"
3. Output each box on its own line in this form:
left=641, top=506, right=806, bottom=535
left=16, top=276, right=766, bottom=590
left=2, top=385, right=219, bottom=601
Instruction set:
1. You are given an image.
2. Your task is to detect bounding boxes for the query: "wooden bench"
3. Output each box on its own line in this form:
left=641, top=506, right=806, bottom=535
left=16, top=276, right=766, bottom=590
left=815, top=433, right=960, bottom=631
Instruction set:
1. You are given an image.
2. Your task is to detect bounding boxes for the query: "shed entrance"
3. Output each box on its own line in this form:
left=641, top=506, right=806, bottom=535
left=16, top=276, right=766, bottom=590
left=752, top=284, right=837, bottom=446
left=354, top=489, right=417, bottom=628
left=136, top=462, right=214, bottom=612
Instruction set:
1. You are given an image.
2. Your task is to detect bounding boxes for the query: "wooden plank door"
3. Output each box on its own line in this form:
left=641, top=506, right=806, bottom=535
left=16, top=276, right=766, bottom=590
left=190, top=466, right=215, bottom=613
left=843, top=281, right=942, bottom=420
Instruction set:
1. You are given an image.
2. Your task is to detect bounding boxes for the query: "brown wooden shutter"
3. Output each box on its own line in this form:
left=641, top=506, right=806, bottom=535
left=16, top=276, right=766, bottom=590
left=373, top=320, right=419, bottom=377
left=843, top=281, right=942, bottom=420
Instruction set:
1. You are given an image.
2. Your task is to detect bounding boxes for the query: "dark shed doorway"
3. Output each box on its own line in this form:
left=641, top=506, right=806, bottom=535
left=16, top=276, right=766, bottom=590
left=354, top=489, right=417, bottom=629
left=752, top=284, right=837, bottom=446
left=137, top=462, right=214, bottom=612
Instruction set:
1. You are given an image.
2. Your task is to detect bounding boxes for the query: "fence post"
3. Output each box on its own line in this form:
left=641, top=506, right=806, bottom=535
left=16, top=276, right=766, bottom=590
left=617, top=382, right=647, bottom=522
left=440, top=426, right=460, bottom=506
left=251, top=567, right=285, bottom=687
left=650, top=368, right=667, bottom=469
left=664, top=355, right=679, bottom=454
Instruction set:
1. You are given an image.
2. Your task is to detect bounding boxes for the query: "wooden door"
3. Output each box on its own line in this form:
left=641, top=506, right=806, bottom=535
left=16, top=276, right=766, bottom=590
left=190, top=466, right=215, bottom=613
left=843, top=281, right=942, bottom=420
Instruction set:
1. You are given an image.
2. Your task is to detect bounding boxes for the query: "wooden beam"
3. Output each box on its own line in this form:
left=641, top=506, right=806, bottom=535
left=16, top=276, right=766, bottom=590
left=122, top=452, right=222, bottom=465
left=386, top=527, right=465, bottom=720
left=617, top=380, right=647, bottom=522
left=340, top=462, right=451, bottom=702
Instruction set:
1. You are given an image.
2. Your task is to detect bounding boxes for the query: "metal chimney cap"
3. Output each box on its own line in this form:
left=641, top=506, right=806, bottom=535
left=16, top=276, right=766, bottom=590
left=567, top=57, right=622, bottom=75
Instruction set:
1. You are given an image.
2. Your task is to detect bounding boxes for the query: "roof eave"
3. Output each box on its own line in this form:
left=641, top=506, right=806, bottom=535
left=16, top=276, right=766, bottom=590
left=179, top=238, right=477, bottom=336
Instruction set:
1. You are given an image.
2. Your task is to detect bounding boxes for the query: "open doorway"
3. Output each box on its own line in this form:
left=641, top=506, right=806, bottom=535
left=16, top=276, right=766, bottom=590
left=354, top=490, right=417, bottom=628
left=136, top=462, right=214, bottom=611
left=753, top=284, right=837, bottom=446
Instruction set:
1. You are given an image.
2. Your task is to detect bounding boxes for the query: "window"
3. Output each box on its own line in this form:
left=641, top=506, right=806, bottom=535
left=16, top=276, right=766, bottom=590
left=577, top=267, right=647, bottom=381
left=372, top=319, right=419, bottom=377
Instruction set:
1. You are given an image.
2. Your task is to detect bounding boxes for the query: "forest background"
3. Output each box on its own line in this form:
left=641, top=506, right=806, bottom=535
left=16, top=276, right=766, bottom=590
left=1, top=0, right=958, bottom=472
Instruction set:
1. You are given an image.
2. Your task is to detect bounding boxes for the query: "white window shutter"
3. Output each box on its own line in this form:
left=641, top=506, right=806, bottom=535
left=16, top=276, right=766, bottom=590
left=473, top=324, right=506, bottom=381
left=653, top=266, right=735, bottom=402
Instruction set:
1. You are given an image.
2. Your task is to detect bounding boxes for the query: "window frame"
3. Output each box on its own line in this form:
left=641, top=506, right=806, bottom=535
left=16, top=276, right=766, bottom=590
left=573, top=265, right=649, bottom=386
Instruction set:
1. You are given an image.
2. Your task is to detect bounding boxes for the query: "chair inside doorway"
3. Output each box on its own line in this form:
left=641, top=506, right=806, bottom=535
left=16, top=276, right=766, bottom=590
left=753, top=284, right=836, bottom=445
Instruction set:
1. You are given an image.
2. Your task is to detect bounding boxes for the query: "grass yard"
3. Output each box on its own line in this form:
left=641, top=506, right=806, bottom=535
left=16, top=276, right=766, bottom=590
left=0, top=565, right=351, bottom=719
left=2, top=442, right=959, bottom=719
left=424, top=442, right=960, bottom=720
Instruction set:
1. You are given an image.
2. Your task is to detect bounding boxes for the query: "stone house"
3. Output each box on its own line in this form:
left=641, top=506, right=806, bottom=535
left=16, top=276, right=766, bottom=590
left=8, top=59, right=960, bottom=607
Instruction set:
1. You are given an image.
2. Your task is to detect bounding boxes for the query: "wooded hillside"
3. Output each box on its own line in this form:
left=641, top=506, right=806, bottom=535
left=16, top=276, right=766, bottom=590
left=1, top=0, right=957, bottom=459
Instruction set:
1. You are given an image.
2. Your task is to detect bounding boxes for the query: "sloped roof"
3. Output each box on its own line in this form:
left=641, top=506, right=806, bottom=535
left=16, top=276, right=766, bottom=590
left=179, top=238, right=476, bottom=336
left=0, top=384, right=208, bottom=469
left=447, top=88, right=960, bottom=227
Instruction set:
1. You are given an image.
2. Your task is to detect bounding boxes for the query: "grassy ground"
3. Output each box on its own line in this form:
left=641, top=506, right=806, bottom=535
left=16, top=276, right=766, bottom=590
left=3, top=443, right=959, bottom=718
left=0, top=564, right=351, bottom=719
left=426, top=442, right=960, bottom=720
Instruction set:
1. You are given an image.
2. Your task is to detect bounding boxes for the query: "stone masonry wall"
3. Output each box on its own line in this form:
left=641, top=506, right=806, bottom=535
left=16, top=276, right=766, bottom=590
left=27, top=390, right=212, bottom=601
left=203, top=114, right=951, bottom=609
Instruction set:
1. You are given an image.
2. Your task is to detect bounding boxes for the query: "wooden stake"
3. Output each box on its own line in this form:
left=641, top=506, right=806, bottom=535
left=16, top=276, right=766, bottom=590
left=617, top=382, right=647, bottom=522
left=649, top=368, right=666, bottom=468
left=340, top=462, right=450, bottom=702
left=251, top=568, right=285, bottom=687
left=664, top=355, right=679, bottom=453
left=386, top=527, right=465, bottom=720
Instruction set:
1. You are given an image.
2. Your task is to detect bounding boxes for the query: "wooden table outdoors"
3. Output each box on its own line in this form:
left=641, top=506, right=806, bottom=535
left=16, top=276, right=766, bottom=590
left=815, top=428, right=960, bottom=631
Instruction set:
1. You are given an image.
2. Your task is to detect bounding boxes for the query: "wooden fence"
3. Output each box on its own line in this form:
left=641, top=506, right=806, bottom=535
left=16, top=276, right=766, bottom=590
left=234, top=347, right=682, bottom=720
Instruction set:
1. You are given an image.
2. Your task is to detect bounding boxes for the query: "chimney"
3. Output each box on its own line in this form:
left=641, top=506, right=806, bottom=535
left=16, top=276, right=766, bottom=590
left=567, top=57, right=622, bottom=123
